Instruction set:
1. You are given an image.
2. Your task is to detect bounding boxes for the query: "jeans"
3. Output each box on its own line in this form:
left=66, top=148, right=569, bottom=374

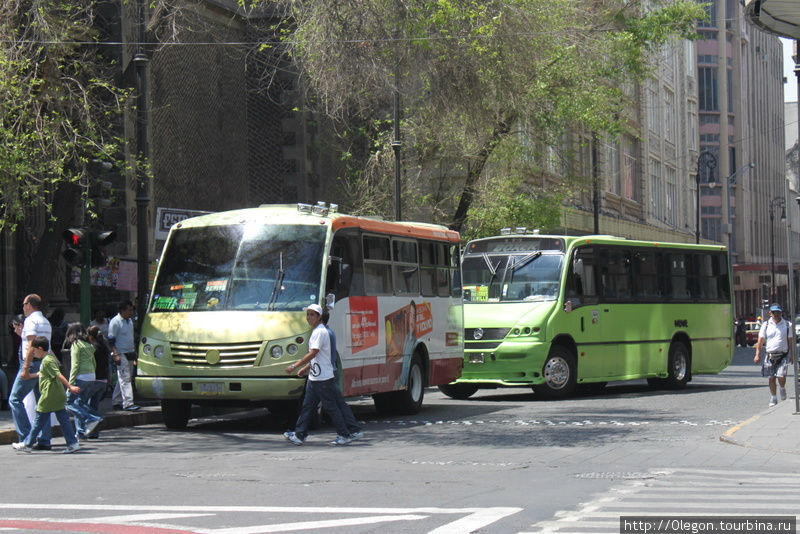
left=293, top=378, right=350, bottom=440
left=9, top=362, right=51, bottom=445
left=332, top=369, right=360, bottom=434
left=112, top=357, right=135, bottom=408
left=65, top=379, right=103, bottom=435
left=24, top=409, right=77, bottom=448
left=88, top=380, right=108, bottom=412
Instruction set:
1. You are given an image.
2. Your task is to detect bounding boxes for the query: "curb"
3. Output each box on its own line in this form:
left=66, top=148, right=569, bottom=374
left=718, top=413, right=760, bottom=448
left=0, top=407, right=163, bottom=445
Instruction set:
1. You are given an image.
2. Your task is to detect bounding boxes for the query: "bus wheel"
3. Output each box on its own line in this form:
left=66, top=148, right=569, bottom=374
left=438, top=383, right=479, bottom=400
left=161, top=399, right=191, bottom=430
left=373, top=357, right=426, bottom=415
left=664, top=341, right=690, bottom=389
left=533, top=346, right=577, bottom=399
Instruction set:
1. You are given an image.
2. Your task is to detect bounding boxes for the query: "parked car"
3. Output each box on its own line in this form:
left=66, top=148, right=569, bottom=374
left=745, top=321, right=761, bottom=346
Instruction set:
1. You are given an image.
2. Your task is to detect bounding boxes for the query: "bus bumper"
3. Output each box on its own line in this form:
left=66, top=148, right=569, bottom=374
left=452, top=340, right=549, bottom=387
left=135, top=376, right=307, bottom=401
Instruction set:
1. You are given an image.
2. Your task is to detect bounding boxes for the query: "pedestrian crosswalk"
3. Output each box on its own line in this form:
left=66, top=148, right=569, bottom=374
left=523, top=468, right=798, bottom=533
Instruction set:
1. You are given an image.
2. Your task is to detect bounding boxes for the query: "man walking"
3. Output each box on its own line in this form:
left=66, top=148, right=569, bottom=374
left=754, top=303, right=794, bottom=407
left=108, top=300, right=139, bottom=411
left=283, top=304, right=352, bottom=446
left=8, top=294, right=52, bottom=449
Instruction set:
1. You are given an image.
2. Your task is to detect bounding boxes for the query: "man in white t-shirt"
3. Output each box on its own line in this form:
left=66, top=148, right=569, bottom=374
left=9, top=294, right=53, bottom=449
left=283, top=304, right=352, bottom=446
left=754, top=303, right=794, bottom=407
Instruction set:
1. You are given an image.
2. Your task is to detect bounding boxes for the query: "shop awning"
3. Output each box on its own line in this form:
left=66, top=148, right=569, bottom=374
left=746, top=0, right=800, bottom=39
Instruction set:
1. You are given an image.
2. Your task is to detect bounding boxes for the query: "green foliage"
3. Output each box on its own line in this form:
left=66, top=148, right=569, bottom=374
left=256, top=0, right=704, bottom=230
left=0, top=1, right=128, bottom=231
left=462, top=177, right=564, bottom=241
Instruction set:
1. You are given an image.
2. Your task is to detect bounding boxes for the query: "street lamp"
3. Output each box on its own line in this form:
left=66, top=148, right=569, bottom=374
left=696, top=150, right=718, bottom=244
left=770, top=196, right=786, bottom=301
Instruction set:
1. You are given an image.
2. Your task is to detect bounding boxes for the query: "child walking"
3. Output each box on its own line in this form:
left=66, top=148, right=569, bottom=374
left=12, top=336, right=82, bottom=453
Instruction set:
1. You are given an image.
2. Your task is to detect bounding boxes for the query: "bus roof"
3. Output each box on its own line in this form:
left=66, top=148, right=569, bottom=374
left=169, top=204, right=461, bottom=243
left=465, top=233, right=727, bottom=252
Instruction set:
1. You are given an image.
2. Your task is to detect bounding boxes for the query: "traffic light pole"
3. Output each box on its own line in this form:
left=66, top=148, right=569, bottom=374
left=80, top=234, right=92, bottom=325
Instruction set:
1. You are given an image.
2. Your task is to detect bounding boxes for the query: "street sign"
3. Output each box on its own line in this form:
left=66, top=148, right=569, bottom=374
left=155, top=207, right=212, bottom=241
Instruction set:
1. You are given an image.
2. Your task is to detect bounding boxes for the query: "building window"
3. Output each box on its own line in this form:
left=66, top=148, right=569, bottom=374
left=665, top=166, right=677, bottom=227
left=647, top=78, right=660, bottom=134
left=622, top=135, right=637, bottom=201
left=606, top=137, right=621, bottom=195
left=698, top=67, right=718, bottom=111
left=650, top=158, right=663, bottom=222
left=664, top=89, right=676, bottom=144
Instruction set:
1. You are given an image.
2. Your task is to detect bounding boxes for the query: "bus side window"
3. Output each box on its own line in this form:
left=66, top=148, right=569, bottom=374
left=567, top=248, right=598, bottom=307
left=599, top=247, right=631, bottom=300
left=363, top=235, right=392, bottom=295
left=667, top=252, right=690, bottom=300
left=450, top=245, right=462, bottom=298
left=329, top=230, right=363, bottom=299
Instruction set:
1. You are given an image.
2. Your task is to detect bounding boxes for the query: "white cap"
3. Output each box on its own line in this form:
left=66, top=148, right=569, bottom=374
left=303, top=303, right=323, bottom=315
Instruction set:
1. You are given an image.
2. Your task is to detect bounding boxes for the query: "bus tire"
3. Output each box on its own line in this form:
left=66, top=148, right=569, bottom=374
left=438, top=383, right=479, bottom=400
left=664, top=341, right=690, bottom=389
left=373, top=357, right=426, bottom=415
left=533, top=346, right=577, bottom=399
left=161, top=399, right=191, bottom=430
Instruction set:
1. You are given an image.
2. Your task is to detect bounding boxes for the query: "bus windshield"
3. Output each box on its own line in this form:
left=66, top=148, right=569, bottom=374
left=462, top=252, right=563, bottom=302
left=150, top=224, right=326, bottom=312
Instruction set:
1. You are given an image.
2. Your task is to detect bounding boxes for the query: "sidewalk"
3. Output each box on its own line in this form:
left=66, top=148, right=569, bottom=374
left=719, top=395, right=800, bottom=455
left=0, top=397, right=163, bottom=445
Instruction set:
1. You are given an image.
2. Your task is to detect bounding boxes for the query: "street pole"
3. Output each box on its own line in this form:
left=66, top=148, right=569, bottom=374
left=794, top=39, right=800, bottom=414
left=696, top=151, right=717, bottom=244
left=134, top=0, right=150, bottom=331
left=770, top=204, right=776, bottom=301
left=724, top=163, right=754, bottom=313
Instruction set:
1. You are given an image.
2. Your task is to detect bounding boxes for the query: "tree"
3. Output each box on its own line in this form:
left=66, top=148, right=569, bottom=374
left=0, top=1, right=129, bottom=295
left=263, top=0, right=705, bottom=233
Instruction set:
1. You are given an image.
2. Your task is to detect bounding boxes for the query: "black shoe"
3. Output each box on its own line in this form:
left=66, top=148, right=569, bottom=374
left=112, top=404, right=123, bottom=410
left=32, top=443, right=52, bottom=451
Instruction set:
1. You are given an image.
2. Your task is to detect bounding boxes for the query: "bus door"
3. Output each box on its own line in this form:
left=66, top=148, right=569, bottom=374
left=564, top=247, right=623, bottom=379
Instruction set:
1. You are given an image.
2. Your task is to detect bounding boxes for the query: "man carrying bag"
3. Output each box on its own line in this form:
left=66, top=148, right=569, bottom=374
left=754, top=304, right=794, bottom=407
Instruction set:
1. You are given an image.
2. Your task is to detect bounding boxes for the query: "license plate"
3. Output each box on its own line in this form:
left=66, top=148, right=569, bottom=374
left=199, top=382, right=223, bottom=395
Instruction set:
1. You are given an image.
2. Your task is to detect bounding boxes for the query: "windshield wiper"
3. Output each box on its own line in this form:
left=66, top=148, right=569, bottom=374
left=498, top=251, right=542, bottom=300
left=510, top=251, right=542, bottom=272
left=268, top=252, right=285, bottom=311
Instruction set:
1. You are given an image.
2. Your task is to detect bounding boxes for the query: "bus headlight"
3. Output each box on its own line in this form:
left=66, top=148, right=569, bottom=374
left=142, top=344, right=152, bottom=356
left=154, top=345, right=165, bottom=359
left=271, top=345, right=283, bottom=358
left=286, top=344, right=298, bottom=355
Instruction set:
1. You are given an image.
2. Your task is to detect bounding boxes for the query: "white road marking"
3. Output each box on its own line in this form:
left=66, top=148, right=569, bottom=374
left=200, top=514, right=428, bottom=533
left=0, top=504, right=522, bottom=534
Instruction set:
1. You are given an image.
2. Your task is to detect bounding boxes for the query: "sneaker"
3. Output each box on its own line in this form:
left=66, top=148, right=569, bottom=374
left=349, top=431, right=364, bottom=441
left=331, top=435, right=352, bottom=446
left=780, top=387, right=787, bottom=401
left=84, top=418, right=102, bottom=437
left=283, top=431, right=303, bottom=446
left=63, top=442, right=80, bottom=454
left=11, top=442, right=32, bottom=453
left=123, top=405, right=141, bottom=411
left=769, top=396, right=778, bottom=407
left=31, top=443, right=51, bottom=451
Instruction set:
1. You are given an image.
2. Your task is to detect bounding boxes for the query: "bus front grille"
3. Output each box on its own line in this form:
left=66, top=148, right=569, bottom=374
left=169, top=341, right=263, bottom=368
left=464, top=328, right=510, bottom=341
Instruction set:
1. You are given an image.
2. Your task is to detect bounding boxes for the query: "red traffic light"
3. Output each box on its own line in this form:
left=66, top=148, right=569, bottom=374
left=62, top=228, right=87, bottom=247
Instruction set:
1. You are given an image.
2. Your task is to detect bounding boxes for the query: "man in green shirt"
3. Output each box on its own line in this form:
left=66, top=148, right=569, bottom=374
left=12, top=336, right=82, bottom=454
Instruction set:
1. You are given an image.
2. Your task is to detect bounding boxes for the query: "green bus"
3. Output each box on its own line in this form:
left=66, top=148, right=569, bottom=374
left=440, top=232, right=733, bottom=399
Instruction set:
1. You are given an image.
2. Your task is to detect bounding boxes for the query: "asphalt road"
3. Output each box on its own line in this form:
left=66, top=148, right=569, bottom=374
left=2, top=345, right=799, bottom=534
